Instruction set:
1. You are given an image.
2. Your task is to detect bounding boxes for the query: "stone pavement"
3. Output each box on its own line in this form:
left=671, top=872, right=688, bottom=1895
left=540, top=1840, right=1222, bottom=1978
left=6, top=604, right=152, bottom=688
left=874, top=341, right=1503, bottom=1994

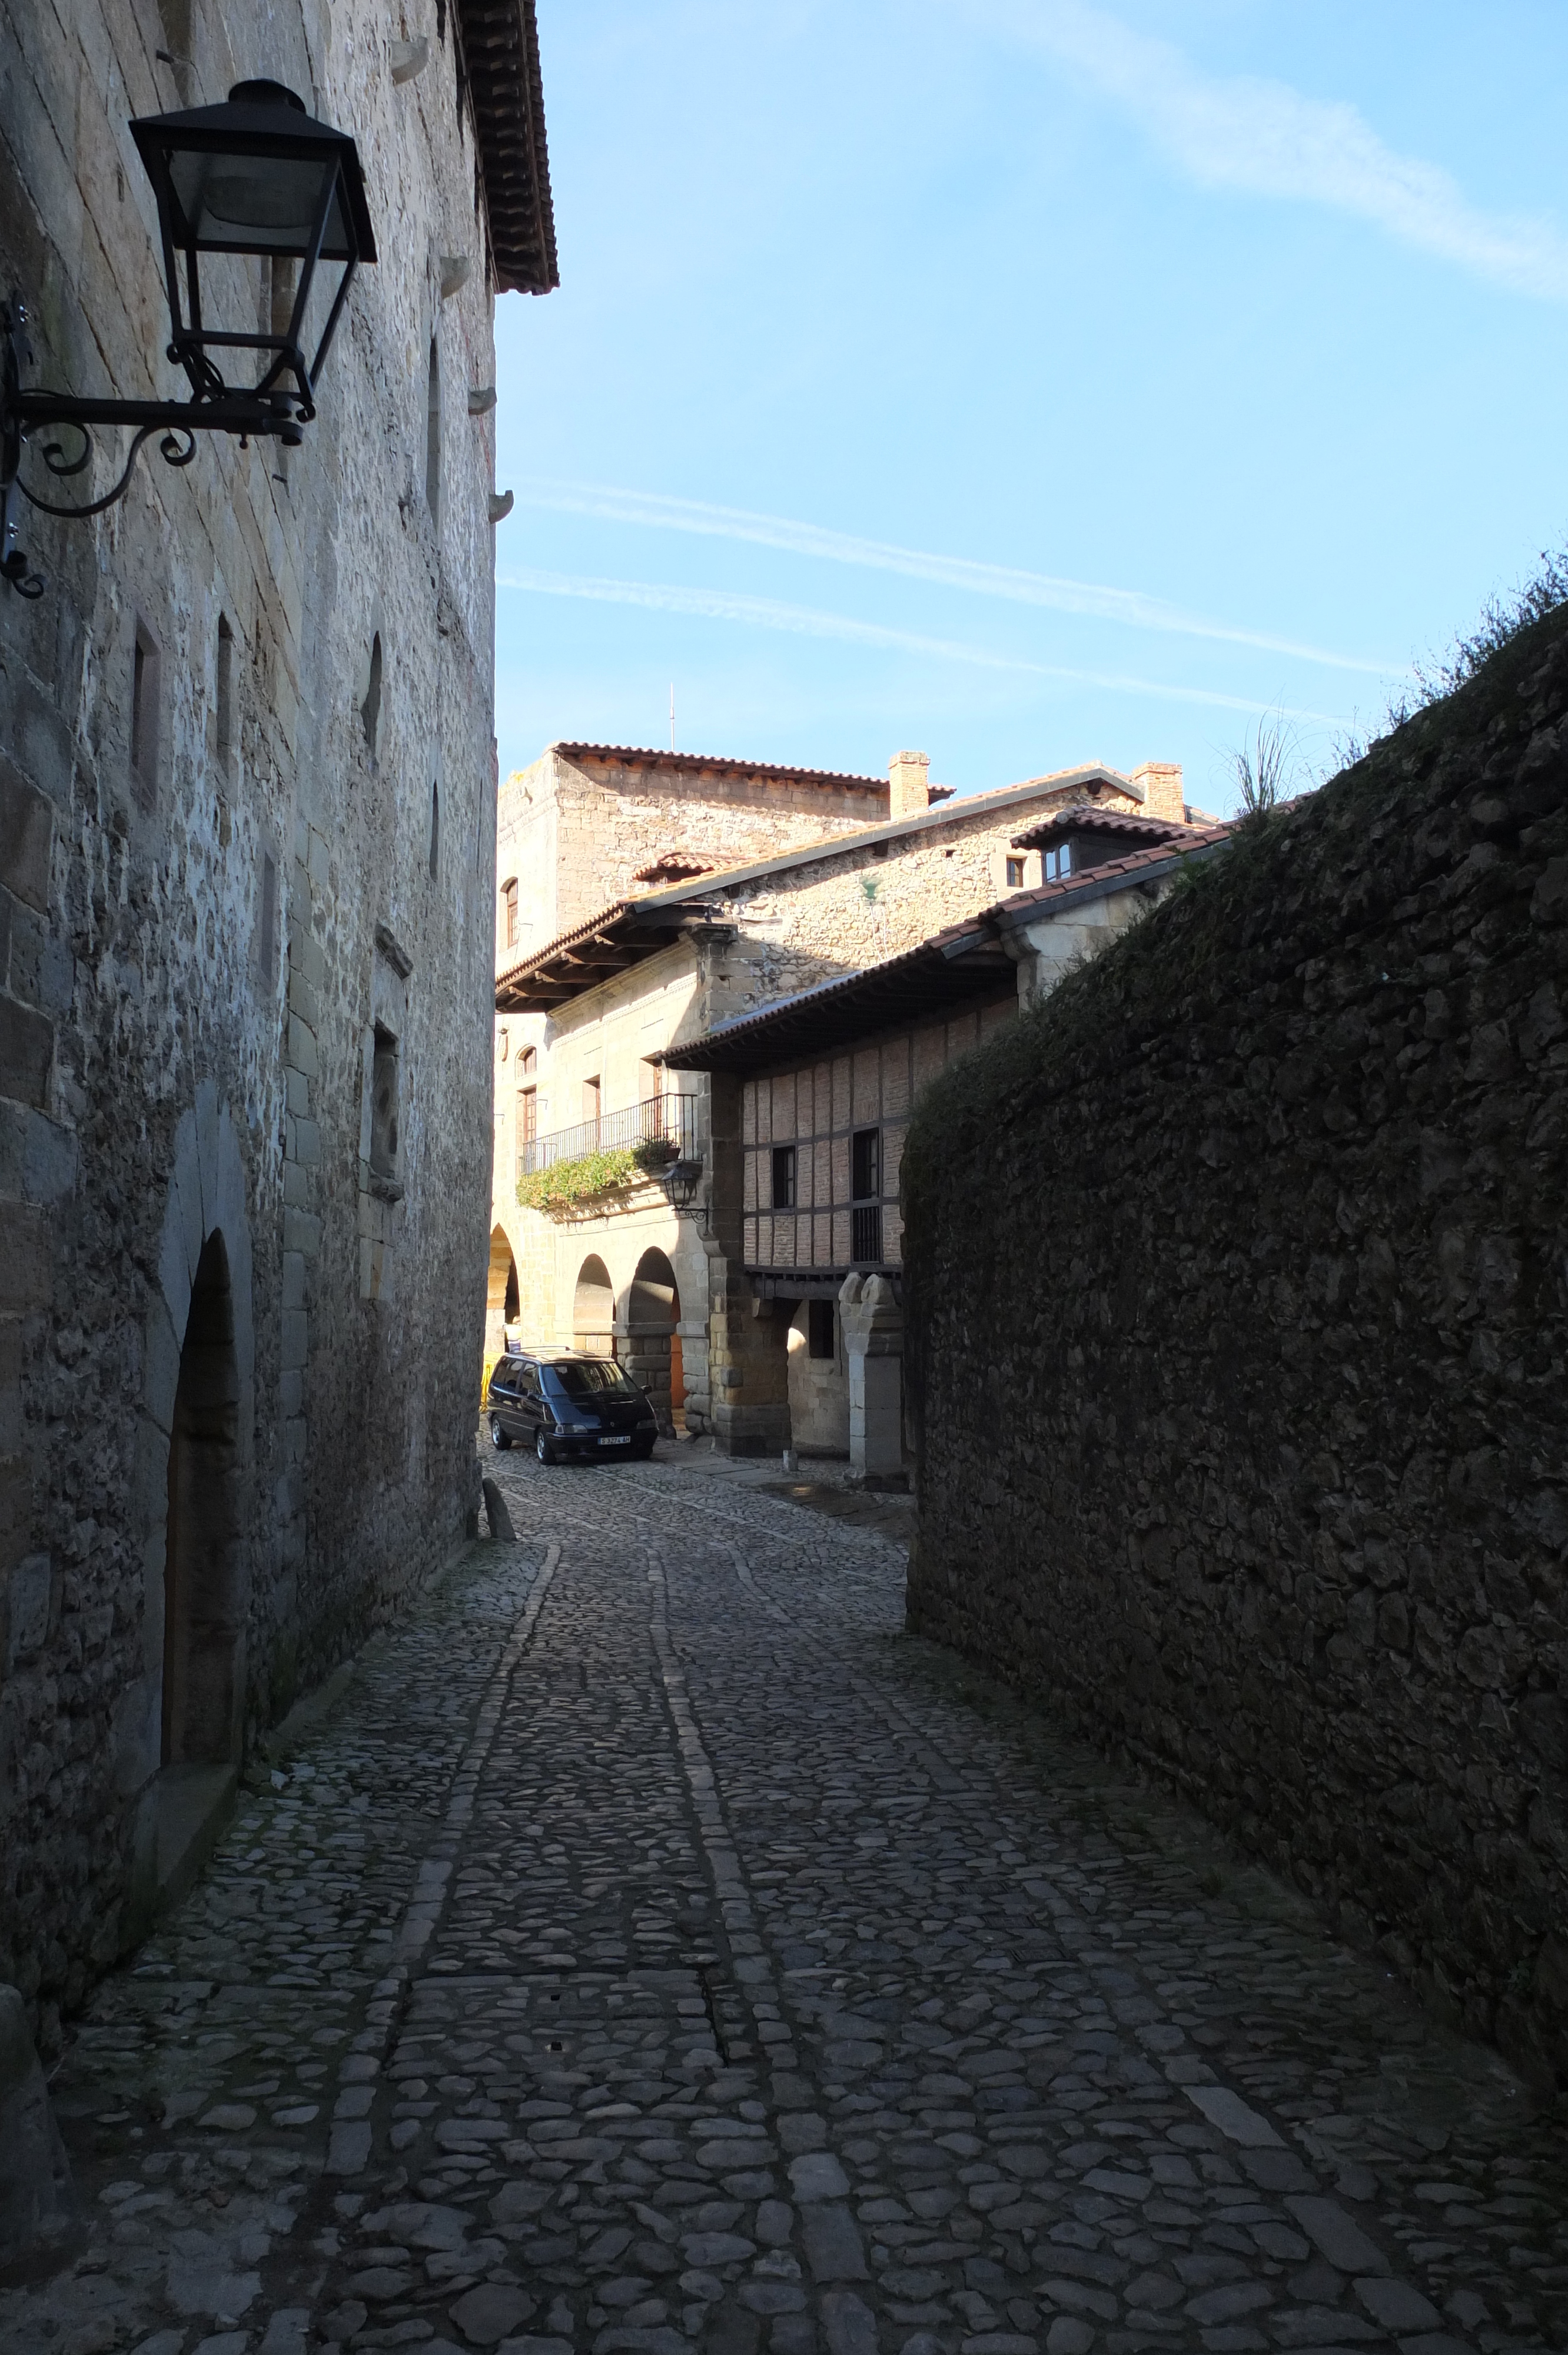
left=3, top=1443, right=1564, bottom=2355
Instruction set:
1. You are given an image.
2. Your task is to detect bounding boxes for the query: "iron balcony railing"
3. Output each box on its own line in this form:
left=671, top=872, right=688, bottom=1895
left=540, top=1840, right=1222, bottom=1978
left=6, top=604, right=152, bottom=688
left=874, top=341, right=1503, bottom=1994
left=517, top=1089, right=704, bottom=1180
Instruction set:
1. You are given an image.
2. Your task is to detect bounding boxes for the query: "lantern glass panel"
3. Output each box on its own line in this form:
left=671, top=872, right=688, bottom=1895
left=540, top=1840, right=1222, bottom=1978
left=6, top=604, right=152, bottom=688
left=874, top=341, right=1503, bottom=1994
left=166, top=150, right=350, bottom=257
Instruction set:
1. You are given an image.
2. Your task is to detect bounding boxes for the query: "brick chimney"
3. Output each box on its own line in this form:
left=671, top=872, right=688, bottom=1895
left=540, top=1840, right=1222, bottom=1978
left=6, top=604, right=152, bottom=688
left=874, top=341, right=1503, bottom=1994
left=889, top=749, right=930, bottom=820
left=1131, top=761, right=1185, bottom=821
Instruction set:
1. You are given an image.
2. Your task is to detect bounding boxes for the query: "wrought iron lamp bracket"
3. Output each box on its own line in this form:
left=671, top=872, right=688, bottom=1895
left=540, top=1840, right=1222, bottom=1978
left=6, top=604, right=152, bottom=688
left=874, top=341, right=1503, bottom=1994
left=2, top=295, right=304, bottom=598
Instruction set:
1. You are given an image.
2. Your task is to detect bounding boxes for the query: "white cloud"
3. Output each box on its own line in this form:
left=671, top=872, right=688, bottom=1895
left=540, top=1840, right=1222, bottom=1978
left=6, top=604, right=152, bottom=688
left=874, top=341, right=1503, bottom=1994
left=515, top=482, right=1391, bottom=674
left=990, top=0, right=1568, bottom=301
left=497, top=565, right=1338, bottom=719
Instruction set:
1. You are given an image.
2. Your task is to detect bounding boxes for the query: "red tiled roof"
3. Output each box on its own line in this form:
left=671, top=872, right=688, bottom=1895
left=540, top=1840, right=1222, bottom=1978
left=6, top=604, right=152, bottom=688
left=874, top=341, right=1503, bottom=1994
left=1010, top=802, right=1199, bottom=851
left=552, top=743, right=889, bottom=792
left=974, top=823, right=1233, bottom=927
left=633, top=853, right=715, bottom=884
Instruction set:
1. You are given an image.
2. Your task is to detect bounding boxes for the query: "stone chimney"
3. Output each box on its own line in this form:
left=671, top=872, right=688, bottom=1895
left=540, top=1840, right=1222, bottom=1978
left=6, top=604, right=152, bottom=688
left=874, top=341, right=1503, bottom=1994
left=889, top=749, right=930, bottom=820
left=1131, top=761, right=1185, bottom=821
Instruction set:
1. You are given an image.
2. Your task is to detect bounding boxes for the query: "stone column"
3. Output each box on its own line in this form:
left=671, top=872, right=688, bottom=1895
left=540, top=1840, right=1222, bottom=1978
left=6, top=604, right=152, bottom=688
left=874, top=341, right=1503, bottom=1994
left=839, top=1273, right=905, bottom=1486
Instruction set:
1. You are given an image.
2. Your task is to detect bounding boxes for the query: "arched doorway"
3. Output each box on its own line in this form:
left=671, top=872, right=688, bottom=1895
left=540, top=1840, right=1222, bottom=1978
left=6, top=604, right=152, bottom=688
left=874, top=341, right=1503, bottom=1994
left=624, top=1248, right=681, bottom=1432
left=573, top=1254, right=614, bottom=1357
left=485, top=1224, right=519, bottom=1365
left=162, top=1231, right=242, bottom=1767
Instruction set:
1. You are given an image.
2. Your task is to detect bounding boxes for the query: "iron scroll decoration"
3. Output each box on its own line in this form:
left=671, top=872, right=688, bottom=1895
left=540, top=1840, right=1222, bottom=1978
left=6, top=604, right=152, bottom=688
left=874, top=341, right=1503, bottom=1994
left=1, top=79, right=376, bottom=598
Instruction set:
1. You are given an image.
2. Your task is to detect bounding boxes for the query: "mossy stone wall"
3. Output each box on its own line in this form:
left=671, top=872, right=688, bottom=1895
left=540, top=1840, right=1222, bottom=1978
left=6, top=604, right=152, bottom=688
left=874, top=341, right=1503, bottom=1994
left=903, top=612, right=1568, bottom=2091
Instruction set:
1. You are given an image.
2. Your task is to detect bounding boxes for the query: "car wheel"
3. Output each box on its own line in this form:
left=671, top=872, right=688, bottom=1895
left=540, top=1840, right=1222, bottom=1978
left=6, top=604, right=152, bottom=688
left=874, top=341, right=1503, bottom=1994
left=535, top=1427, right=555, bottom=1465
left=489, top=1414, right=511, bottom=1451
left=632, top=1440, right=654, bottom=1461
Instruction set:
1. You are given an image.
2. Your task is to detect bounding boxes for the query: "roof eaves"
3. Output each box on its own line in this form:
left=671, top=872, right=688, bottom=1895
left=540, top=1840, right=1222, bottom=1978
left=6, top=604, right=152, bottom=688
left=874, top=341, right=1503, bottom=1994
left=657, top=928, right=1014, bottom=1067
left=1009, top=804, right=1192, bottom=851
left=457, top=0, right=559, bottom=295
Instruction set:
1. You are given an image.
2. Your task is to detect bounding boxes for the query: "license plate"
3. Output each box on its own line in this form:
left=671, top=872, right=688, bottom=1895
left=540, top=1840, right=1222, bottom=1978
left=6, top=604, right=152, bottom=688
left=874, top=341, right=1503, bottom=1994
left=599, top=1435, right=632, bottom=1446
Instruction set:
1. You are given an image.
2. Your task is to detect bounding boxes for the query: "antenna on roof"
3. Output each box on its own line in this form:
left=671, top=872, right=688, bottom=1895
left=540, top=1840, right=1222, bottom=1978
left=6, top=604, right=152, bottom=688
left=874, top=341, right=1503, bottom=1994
left=669, top=682, right=676, bottom=754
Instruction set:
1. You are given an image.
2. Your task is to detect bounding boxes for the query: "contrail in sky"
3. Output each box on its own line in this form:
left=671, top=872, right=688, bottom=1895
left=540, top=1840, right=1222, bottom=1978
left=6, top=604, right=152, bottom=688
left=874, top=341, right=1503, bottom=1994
left=512, top=480, right=1395, bottom=678
left=497, top=567, right=1341, bottom=721
left=985, top=0, right=1568, bottom=305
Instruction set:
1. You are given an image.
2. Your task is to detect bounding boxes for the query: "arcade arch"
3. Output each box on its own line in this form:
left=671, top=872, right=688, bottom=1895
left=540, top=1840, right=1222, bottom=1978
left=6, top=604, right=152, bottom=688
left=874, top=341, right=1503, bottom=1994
left=623, top=1247, right=682, bottom=1430
left=485, top=1224, right=519, bottom=1365
left=573, top=1254, right=615, bottom=1356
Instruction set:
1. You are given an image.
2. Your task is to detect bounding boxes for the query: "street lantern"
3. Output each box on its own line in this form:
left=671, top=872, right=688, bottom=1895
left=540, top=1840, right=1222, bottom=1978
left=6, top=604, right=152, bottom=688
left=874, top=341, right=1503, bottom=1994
left=2, top=78, right=375, bottom=598
left=657, top=1158, right=706, bottom=1215
left=131, top=78, right=376, bottom=420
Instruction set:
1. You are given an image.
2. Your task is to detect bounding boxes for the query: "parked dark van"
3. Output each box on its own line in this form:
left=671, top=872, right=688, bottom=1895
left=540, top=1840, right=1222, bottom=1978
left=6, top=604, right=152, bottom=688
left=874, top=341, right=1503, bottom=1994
left=486, top=1349, right=659, bottom=1465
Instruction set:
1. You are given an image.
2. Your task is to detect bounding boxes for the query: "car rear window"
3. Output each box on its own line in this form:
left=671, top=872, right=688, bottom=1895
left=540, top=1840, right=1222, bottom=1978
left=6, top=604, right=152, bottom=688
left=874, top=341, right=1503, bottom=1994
left=547, top=1360, right=641, bottom=1399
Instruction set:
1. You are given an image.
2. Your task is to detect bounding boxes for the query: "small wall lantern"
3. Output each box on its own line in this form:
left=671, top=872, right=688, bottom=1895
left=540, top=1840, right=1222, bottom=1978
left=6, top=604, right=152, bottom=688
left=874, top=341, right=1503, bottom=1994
left=657, top=1158, right=706, bottom=1215
left=2, top=78, right=375, bottom=597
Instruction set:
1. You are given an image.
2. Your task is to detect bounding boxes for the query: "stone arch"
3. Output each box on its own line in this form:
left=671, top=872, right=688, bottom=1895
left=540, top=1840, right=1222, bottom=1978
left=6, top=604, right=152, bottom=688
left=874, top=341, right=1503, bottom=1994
left=127, top=1084, right=255, bottom=1934
left=162, top=1230, right=243, bottom=1767
left=623, top=1247, right=680, bottom=1431
left=485, top=1223, right=519, bottom=1366
left=573, top=1253, right=614, bottom=1356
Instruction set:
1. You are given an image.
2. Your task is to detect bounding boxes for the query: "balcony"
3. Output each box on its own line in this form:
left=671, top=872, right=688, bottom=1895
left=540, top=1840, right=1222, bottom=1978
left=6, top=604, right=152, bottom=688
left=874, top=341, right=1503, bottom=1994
left=517, top=1090, right=704, bottom=1181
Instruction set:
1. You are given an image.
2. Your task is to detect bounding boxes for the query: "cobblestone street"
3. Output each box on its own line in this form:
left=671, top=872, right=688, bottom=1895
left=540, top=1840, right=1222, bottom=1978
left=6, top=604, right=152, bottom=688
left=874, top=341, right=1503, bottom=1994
left=5, top=1448, right=1565, bottom=2355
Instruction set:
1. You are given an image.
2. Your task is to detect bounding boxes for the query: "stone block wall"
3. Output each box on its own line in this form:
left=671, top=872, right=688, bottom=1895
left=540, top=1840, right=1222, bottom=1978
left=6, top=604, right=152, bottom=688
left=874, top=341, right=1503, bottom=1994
left=714, top=786, right=1131, bottom=1015
left=903, top=611, right=1568, bottom=2091
left=497, top=747, right=888, bottom=964
left=0, top=0, right=504, bottom=2040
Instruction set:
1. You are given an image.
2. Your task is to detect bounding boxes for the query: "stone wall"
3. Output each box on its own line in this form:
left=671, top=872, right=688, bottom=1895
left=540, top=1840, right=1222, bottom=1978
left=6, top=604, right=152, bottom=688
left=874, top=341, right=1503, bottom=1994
left=714, top=781, right=1141, bottom=1016
left=497, top=747, right=888, bottom=962
left=903, top=610, right=1568, bottom=2090
left=0, top=0, right=508, bottom=2040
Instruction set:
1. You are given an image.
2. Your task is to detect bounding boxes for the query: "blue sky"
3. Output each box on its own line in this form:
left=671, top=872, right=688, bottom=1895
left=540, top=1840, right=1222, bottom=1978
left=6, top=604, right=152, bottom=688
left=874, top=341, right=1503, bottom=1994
left=492, top=1, right=1568, bottom=812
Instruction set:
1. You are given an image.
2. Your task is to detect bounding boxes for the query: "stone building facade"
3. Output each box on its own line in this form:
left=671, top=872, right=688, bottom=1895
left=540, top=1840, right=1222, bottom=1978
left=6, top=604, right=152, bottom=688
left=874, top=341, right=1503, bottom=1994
left=0, top=0, right=554, bottom=2042
left=657, top=814, right=1228, bottom=1470
left=902, top=607, right=1568, bottom=2090
left=664, top=943, right=1020, bottom=1468
left=489, top=751, right=1209, bottom=1455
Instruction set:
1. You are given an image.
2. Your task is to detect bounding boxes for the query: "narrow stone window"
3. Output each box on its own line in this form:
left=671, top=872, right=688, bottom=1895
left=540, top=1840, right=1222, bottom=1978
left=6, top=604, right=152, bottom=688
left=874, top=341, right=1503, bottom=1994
left=501, top=877, right=519, bottom=947
left=518, top=1084, right=537, bottom=1142
left=808, top=1299, right=835, bottom=1359
left=257, top=851, right=278, bottom=983
left=216, top=615, right=235, bottom=774
left=1005, top=855, right=1026, bottom=888
left=771, top=1144, right=796, bottom=1209
left=131, top=618, right=161, bottom=811
left=582, top=1074, right=601, bottom=1130
left=428, top=780, right=440, bottom=878
left=369, top=1024, right=401, bottom=1190
left=361, top=633, right=383, bottom=759
left=425, top=336, right=441, bottom=523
